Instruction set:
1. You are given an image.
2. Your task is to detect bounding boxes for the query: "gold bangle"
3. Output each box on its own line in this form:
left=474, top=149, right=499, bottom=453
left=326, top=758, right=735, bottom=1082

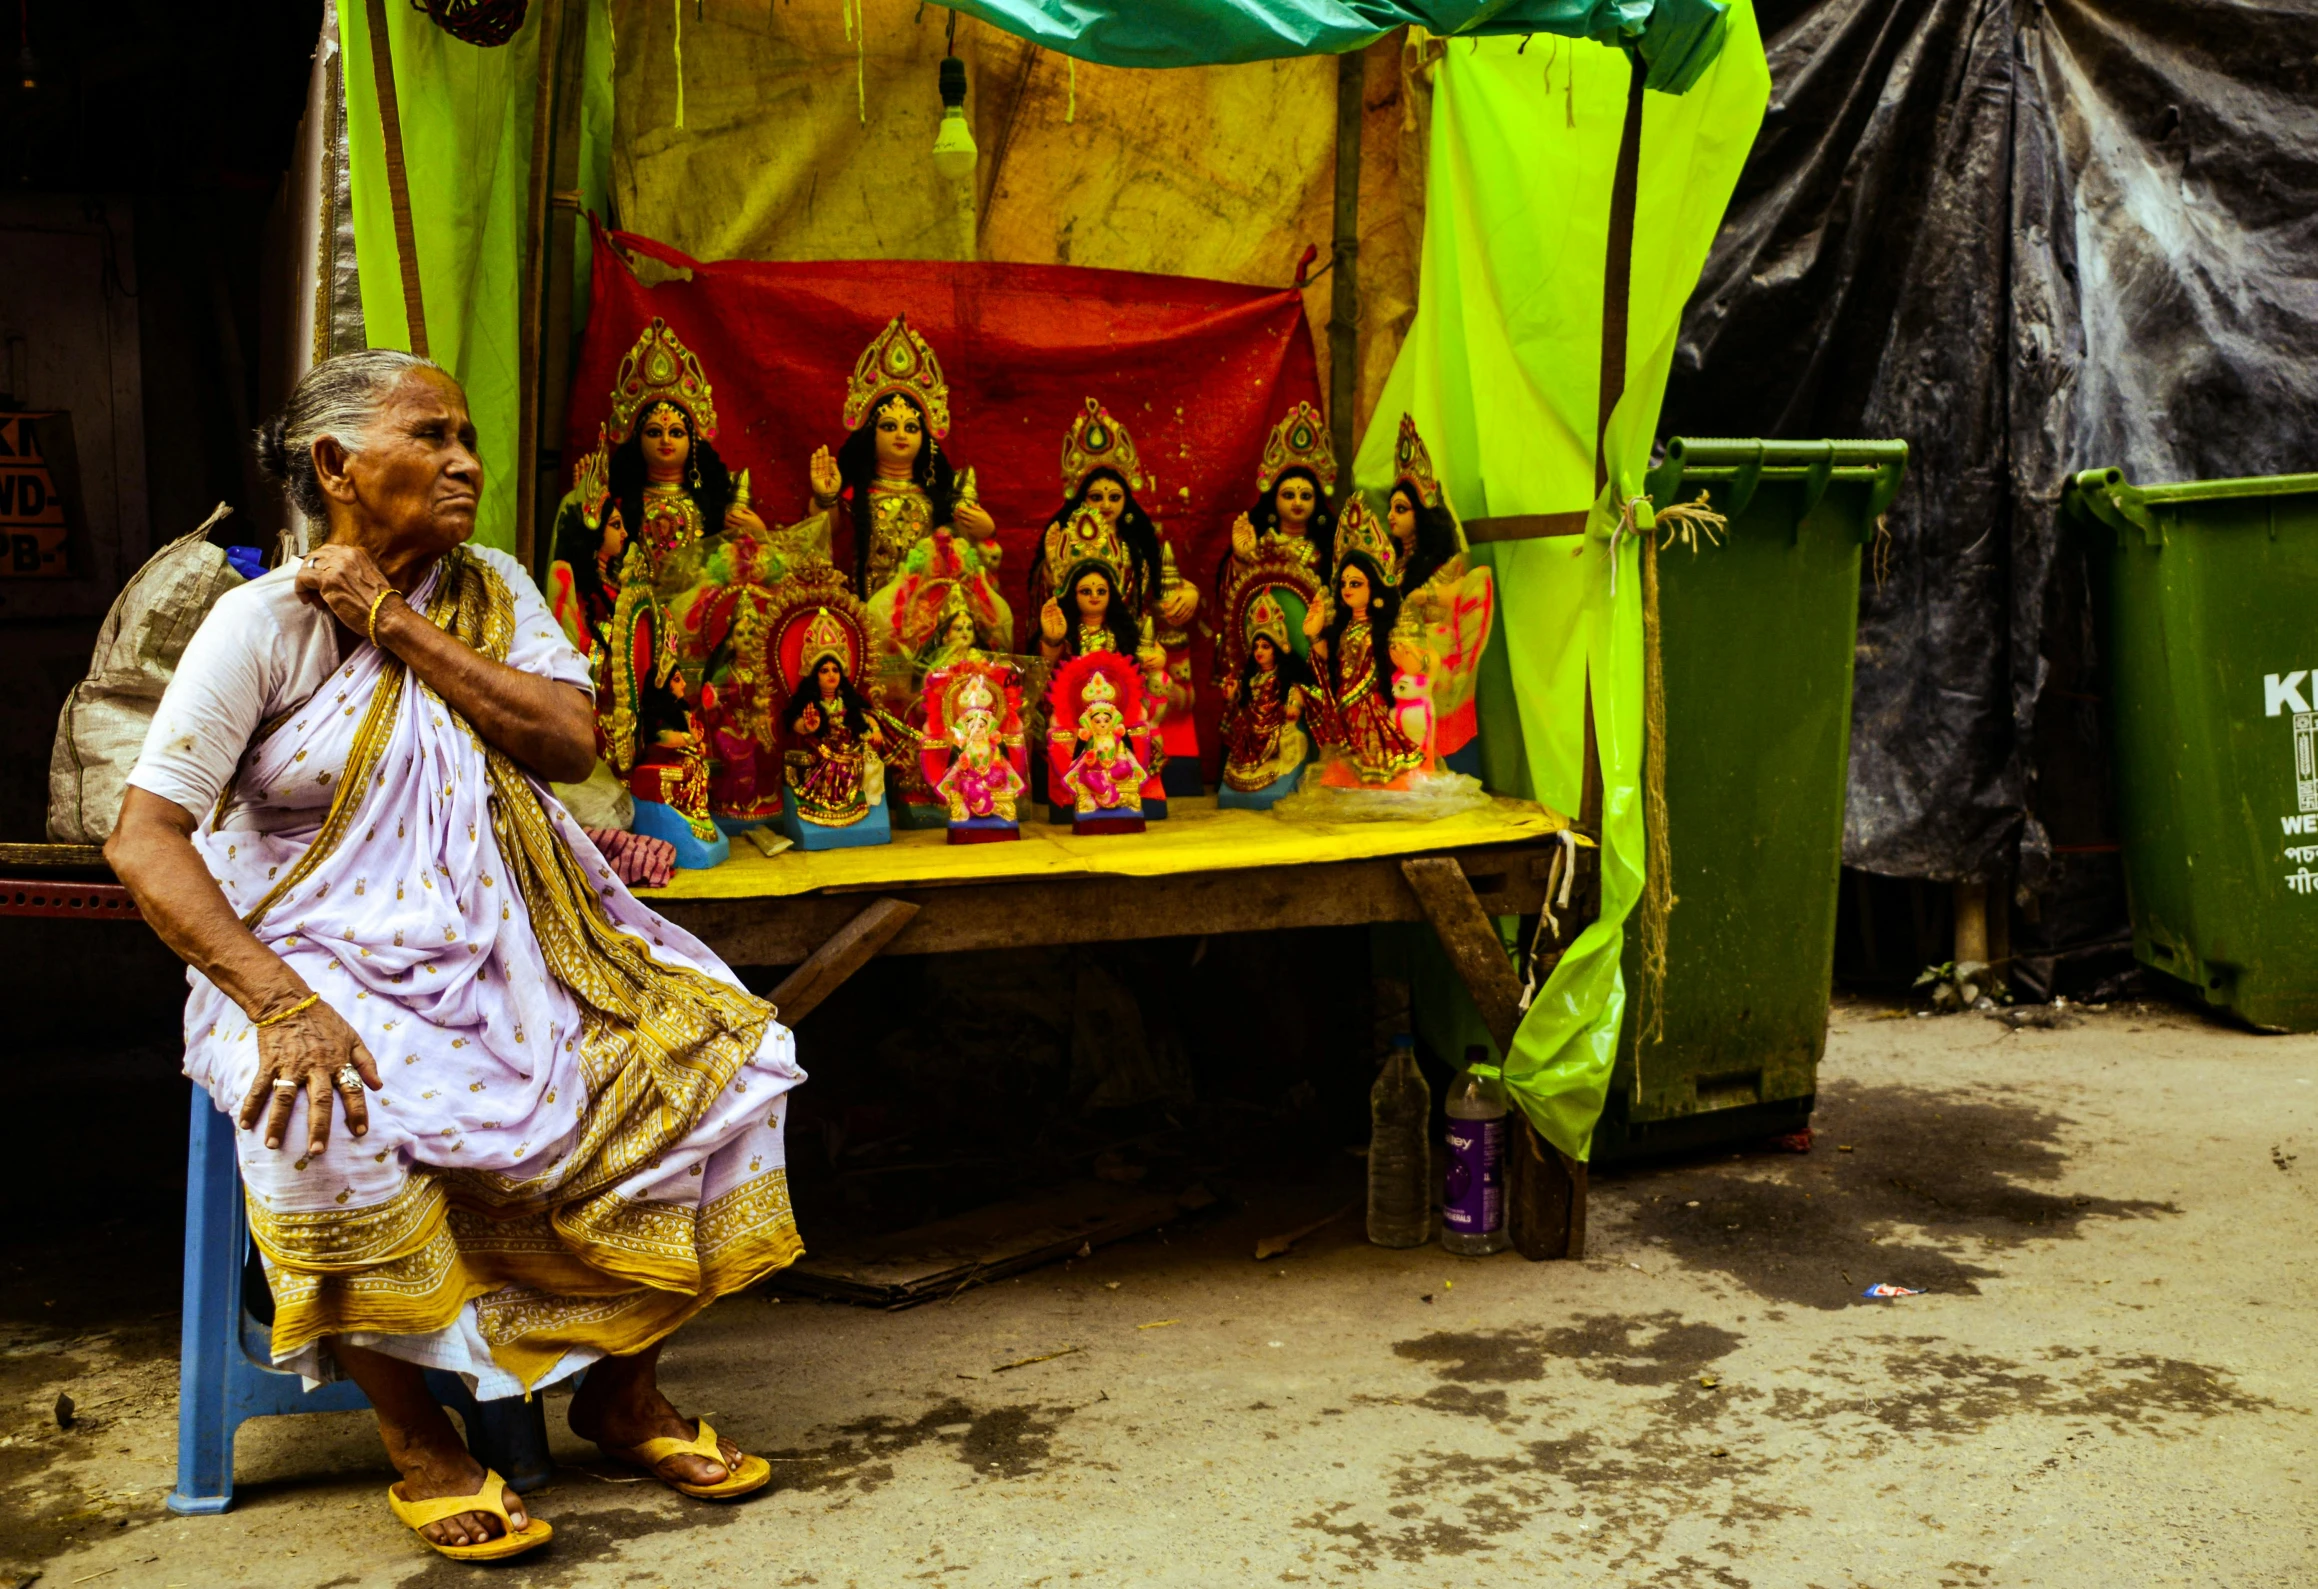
left=253, top=992, right=320, bottom=1029
left=366, top=588, right=399, bottom=647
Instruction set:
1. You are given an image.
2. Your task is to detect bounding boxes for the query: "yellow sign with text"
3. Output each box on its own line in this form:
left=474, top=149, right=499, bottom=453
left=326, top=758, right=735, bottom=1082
left=0, top=413, right=71, bottom=578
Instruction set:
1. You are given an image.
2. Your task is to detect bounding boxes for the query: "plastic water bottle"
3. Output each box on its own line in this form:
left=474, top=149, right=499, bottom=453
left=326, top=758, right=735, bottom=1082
left=1441, top=1045, right=1509, bottom=1256
left=1367, top=1034, right=1432, bottom=1248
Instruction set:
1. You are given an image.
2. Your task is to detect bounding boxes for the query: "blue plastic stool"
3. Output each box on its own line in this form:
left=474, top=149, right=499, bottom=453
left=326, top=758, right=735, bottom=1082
left=168, top=1087, right=556, bottom=1514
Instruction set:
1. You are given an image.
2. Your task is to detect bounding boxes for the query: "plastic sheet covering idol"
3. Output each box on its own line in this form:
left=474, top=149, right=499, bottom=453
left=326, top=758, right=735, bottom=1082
left=1659, top=0, right=2318, bottom=888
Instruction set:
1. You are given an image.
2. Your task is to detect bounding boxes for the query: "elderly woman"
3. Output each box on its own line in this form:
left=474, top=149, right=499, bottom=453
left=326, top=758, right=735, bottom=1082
left=107, top=351, right=804, bottom=1561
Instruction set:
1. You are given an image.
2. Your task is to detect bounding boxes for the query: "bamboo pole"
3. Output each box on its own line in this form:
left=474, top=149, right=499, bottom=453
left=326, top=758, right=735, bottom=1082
left=1327, top=47, right=1363, bottom=474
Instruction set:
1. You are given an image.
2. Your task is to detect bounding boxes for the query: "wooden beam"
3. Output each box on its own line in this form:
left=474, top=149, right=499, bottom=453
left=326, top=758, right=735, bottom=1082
left=1396, top=856, right=1590, bottom=1263
left=766, top=897, right=921, bottom=1025
left=653, top=842, right=1565, bottom=967
left=1396, top=856, right=1523, bottom=1056
left=513, top=0, right=562, bottom=573
left=1327, top=45, right=1364, bottom=472
left=1509, top=1122, right=1587, bottom=1262
left=362, top=0, right=429, bottom=356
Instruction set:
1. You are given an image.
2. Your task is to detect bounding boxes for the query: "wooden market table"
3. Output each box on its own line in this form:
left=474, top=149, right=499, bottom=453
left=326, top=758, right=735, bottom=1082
left=637, top=793, right=1597, bottom=1257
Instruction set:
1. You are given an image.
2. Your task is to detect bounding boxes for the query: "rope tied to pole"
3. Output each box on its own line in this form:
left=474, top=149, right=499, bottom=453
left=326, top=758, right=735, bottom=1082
left=1615, top=490, right=1727, bottom=1066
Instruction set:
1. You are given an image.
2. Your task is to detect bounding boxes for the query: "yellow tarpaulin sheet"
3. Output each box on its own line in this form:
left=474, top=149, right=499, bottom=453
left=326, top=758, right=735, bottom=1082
left=637, top=795, right=1567, bottom=902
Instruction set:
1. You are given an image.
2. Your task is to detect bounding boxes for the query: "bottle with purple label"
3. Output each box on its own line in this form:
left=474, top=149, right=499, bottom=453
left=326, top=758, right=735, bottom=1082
left=1441, top=1044, right=1508, bottom=1255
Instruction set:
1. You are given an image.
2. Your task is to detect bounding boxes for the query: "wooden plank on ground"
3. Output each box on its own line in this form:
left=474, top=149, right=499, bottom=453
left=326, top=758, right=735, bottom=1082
left=770, top=1181, right=1216, bottom=1308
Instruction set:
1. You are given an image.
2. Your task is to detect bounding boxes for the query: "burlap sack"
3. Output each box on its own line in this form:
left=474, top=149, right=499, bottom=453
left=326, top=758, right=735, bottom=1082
left=47, top=506, right=245, bottom=843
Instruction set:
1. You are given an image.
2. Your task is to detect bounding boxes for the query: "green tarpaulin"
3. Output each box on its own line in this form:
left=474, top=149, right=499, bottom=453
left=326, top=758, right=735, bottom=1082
left=951, top=0, right=1729, bottom=89
left=341, top=2, right=613, bottom=557
left=1355, top=12, right=1766, bottom=1157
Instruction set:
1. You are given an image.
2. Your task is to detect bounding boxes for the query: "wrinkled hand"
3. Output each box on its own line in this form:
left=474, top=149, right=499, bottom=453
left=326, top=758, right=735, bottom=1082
left=237, top=991, right=381, bottom=1154
left=296, top=542, right=398, bottom=637
left=808, top=446, right=841, bottom=504
left=953, top=500, right=996, bottom=540
left=724, top=503, right=767, bottom=535
left=1229, top=514, right=1257, bottom=562
left=1039, top=598, right=1067, bottom=645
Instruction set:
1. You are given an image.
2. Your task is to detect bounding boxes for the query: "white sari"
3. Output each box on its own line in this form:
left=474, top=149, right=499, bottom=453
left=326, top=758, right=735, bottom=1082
left=155, top=546, right=803, bottom=1397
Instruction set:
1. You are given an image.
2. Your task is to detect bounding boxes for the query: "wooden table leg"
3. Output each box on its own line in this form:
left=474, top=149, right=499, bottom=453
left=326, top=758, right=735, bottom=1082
left=1398, top=856, right=1587, bottom=1261
left=766, top=897, right=920, bottom=1026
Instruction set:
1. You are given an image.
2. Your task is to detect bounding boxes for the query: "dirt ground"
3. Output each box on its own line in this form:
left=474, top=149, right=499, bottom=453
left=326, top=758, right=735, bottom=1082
left=6, top=993, right=2312, bottom=1588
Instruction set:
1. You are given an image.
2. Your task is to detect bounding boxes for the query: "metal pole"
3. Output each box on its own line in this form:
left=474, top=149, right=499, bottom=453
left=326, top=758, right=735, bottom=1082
left=1328, top=47, right=1363, bottom=479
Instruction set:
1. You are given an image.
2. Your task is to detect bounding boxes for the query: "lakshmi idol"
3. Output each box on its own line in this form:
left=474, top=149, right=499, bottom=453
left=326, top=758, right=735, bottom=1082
left=548, top=318, right=765, bottom=654
left=1034, top=399, right=1201, bottom=789
left=1224, top=400, right=1339, bottom=585
left=805, top=315, right=1001, bottom=601
left=1036, top=505, right=1171, bottom=816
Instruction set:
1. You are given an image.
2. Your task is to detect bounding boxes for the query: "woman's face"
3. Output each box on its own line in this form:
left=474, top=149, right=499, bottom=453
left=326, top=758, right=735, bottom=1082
left=1252, top=634, right=1278, bottom=671
left=1339, top=563, right=1372, bottom=617
left=874, top=402, right=925, bottom=470
left=1085, top=477, right=1127, bottom=526
left=815, top=657, right=843, bottom=696
left=1389, top=489, right=1418, bottom=544
left=1073, top=571, right=1112, bottom=624
left=641, top=405, right=691, bottom=480
left=1275, top=475, right=1317, bottom=528
left=943, top=611, right=976, bottom=648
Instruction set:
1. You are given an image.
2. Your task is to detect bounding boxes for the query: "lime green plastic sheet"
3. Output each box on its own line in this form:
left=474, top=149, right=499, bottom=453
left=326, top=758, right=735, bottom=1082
left=341, top=3, right=615, bottom=556
left=950, top=1, right=1729, bottom=89
left=1356, top=13, right=1766, bottom=1158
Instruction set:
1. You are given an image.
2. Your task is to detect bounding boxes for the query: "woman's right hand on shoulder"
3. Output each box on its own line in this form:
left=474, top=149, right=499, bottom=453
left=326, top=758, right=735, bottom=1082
left=237, top=988, right=381, bottom=1155
left=295, top=542, right=396, bottom=635
left=809, top=446, right=841, bottom=505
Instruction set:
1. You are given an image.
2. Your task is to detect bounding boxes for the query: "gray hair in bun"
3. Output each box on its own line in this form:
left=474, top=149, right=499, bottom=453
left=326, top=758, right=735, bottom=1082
left=254, top=349, right=444, bottom=522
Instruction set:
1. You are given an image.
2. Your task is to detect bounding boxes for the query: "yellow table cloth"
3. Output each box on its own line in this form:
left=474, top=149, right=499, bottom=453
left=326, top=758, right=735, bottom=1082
left=636, top=795, right=1569, bottom=902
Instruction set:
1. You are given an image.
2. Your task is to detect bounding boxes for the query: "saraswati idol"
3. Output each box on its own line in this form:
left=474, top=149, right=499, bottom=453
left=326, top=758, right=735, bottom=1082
left=1303, top=497, right=1432, bottom=789
left=1216, top=570, right=1322, bottom=810
left=1383, top=414, right=1495, bottom=772
left=601, top=544, right=729, bottom=868
left=920, top=658, right=1028, bottom=844
left=768, top=571, right=896, bottom=851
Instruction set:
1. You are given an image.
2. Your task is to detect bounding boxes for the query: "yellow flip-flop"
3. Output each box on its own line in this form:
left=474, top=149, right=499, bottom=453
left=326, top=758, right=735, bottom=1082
left=387, top=1467, right=553, bottom=1560
left=600, top=1418, right=772, bottom=1500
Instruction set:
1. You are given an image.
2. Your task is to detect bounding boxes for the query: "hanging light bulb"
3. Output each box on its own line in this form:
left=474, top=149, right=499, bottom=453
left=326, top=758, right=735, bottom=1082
left=931, top=54, right=978, bottom=180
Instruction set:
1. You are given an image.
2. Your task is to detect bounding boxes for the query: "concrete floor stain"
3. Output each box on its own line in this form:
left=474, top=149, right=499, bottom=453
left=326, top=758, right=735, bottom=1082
left=1603, top=1079, right=2178, bottom=1307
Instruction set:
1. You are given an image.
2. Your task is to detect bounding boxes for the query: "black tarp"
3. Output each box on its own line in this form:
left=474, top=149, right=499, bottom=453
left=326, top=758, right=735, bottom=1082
left=1660, top=0, right=2318, bottom=893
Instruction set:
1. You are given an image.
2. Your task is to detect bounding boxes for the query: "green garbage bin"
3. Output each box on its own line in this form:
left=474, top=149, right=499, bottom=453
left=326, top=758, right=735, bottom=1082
left=2067, top=467, right=2318, bottom=1032
left=1591, top=438, right=1907, bottom=1160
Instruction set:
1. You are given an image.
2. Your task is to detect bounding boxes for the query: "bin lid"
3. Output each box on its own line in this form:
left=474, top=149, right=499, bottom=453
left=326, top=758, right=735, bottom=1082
left=2068, top=466, right=2318, bottom=545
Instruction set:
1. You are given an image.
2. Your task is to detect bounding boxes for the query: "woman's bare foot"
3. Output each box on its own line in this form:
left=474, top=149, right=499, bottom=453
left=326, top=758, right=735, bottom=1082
left=391, top=1445, right=530, bottom=1548
left=332, top=1340, right=529, bottom=1547
left=567, top=1345, right=741, bottom=1488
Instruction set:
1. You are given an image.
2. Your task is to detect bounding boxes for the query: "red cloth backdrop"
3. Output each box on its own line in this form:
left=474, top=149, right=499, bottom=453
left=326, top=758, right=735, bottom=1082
left=564, top=226, right=1325, bottom=780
